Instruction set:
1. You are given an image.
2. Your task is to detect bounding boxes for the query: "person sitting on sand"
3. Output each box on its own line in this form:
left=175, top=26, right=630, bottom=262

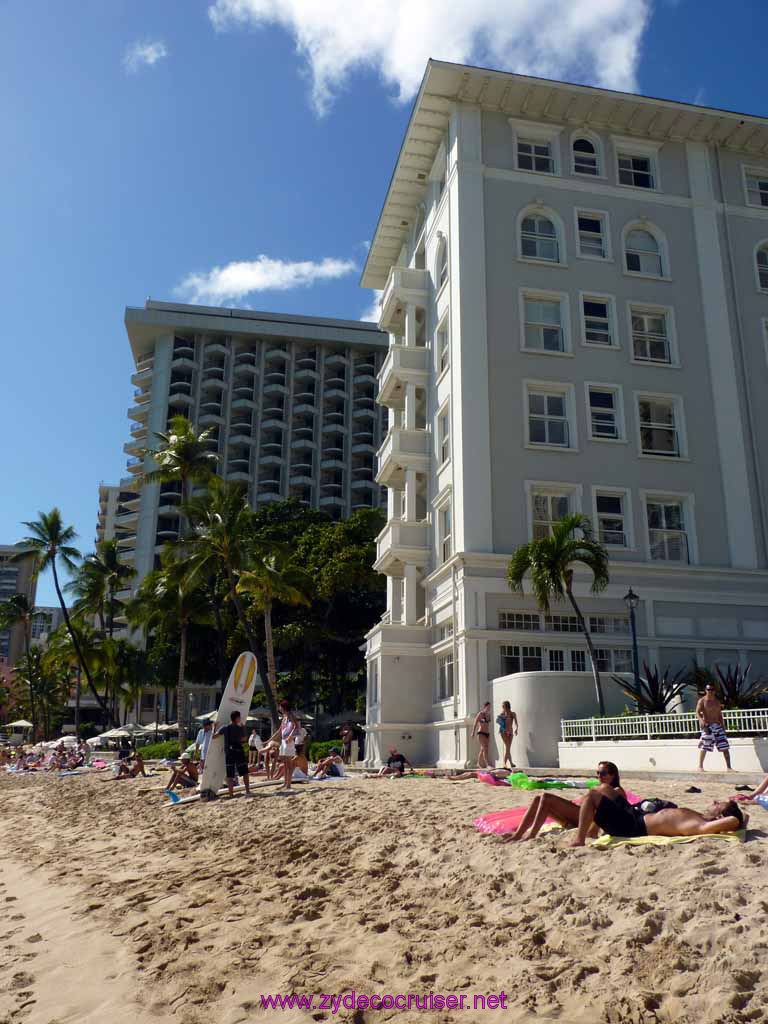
left=375, top=747, right=412, bottom=777
left=114, top=753, right=146, bottom=779
left=312, top=748, right=346, bottom=779
left=166, top=753, right=199, bottom=790
left=510, top=760, right=622, bottom=841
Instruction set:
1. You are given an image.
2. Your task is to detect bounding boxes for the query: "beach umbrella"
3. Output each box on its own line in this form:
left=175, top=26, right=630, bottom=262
left=85, top=736, right=102, bottom=746
left=157, top=722, right=179, bottom=733
left=121, top=723, right=150, bottom=735
left=194, top=710, right=217, bottom=722
left=7, top=720, right=33, bottom=728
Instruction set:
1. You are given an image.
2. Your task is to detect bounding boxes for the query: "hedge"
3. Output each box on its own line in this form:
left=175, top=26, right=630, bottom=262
left=308, top=740, right=343, bottom=762
left=135, top=740, right=181, bottom=760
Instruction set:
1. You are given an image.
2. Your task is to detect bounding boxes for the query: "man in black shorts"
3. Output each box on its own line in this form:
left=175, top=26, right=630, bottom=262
left=213, top=711, right=252, bottom=798
left=376, top=747, right=412, bottom=777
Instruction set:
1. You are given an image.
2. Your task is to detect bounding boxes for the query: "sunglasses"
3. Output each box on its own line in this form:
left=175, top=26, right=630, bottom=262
left=596, top=769, right=611, bottom=777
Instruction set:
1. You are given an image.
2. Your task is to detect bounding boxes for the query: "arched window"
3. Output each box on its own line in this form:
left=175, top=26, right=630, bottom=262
left=757, top=243, right=768, bottom=290
left=625, top=228, right=663, bottom=277
left=521, top=214, right=560, bottom=263
left=573, top=136, right=599, bottom=176
left=436, top=237, right=448, bottom=289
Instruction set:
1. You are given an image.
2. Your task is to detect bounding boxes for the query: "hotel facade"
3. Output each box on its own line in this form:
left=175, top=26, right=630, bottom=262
left=362, top=60, right=768, bottom=767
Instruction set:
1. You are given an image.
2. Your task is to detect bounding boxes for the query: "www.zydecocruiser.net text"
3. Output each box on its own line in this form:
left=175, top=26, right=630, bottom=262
left=260, top=991, right=509, bottom=1012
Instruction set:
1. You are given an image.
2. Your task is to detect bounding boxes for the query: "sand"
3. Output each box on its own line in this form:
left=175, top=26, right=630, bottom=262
left=0, top=770, right=766, bottom=1024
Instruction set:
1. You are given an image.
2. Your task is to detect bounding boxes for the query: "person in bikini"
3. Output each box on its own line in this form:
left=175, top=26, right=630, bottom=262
left=509, top=761, right=746, bottom=845
left=497, top=701, right=518, bottom=769
left=696, top=682, right=733, bottom=771
left=472, top=702, right=493, bottom=768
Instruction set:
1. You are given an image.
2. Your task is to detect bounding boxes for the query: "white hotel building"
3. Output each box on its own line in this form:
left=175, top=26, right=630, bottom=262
left=362, top=60, right=768, bottom=767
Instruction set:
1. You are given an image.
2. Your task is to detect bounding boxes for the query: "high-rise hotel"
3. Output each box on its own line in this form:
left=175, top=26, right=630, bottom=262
left=116, top=301, right=388, bottom=591
left=363, top=60, right=768, bottom=767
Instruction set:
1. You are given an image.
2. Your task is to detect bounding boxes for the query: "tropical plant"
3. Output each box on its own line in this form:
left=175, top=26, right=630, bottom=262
left=68, top=539, right=135, bottom=637
left=139, top=415, right=218, bottom=536
left=14, top=647, right=70, bottom=739
left=237, top=552, right=312, bottom=727
left=714, top=663, right=768, bottom=709
left=610, top=661, right=690, bottom=715
left=507, top=513, right=610, bottom=715
left=126, top=554, right=212, bottom=748
left=0, top=593, right=36, bottom=731
left=14, top=509, right=110, bottom=720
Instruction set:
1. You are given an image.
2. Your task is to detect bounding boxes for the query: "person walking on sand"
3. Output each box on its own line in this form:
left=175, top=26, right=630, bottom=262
left=248, top=727, right=263, bottom=767
left=696, top=682, right=733, bottom=771
left=339, top=722, right=354, bottom=764
left=496, top=701, right=518, bottom=769
left=213, top=711, right=253, bottom=798
left=472, top=702, right=493, bottom=768
left=264, top=700, right=299, bottom=792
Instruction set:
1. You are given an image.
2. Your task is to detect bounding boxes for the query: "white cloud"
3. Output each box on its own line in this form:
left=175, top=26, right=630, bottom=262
left=124, top=39, right=169, bottom=74
left=175, top=255, right=357, bottom=305
left=208, top=0, right=651, bottom=114
left=360, top=289, right=382, bottom=323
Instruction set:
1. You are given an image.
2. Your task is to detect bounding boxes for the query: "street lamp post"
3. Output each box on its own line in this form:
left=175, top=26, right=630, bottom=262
left=623, top=587, right=641, bottom=691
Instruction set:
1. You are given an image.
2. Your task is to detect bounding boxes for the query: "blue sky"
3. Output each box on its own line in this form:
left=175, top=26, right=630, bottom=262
left=1, top=0, right=764, bottom=605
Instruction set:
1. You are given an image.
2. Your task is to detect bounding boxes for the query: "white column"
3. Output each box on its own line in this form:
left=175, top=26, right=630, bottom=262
left=687, top=142, right=758, bottom=568
left=404, top=469, right=417, bottom=521
left=387, top=486, right=397, bottom=520
left=403, top=564, right=419, bottom=625
left=387, top=576, right=402, bottom=624
left=404, top=383, right=417, bottom=430
left=404, top=302, right=416, bottom=348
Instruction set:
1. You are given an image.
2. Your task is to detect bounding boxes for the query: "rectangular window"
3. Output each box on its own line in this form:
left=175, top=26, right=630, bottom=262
left=638, top=397, right=681, bottom=457
left=745, top=171, right=768, bottom=208
left=546, top=614, right=581, bottom=633
left=523, top=297, right=565, bottom=353
left=588, top=388, right=620, bottom=440
left=437, top=653, right=454, bottom=700
left=369, top=661, right=379, bottom=704
left=548, top=649, right=566, bottom=671
left=499, top=611, right=541, bottom=631
left=437, top=324, right=449, bottom=374
left=618, top=152, right=655, bottom=189
left=438, top=408, right=450, bottom=465
left=590, top=615, right=630, bottom=635
left=140, top=693, right=155, bottom=712
left=439, top=504, right=452, bottom=563
left=631, top=308, right=671, bottom=364
left=577, top=213, right=607, bottom=258
left=582, top=298, right=614, bottom=347
left=532, top=492, right=571, bottom=540
left=518, top=138, right=554, bottom=174
left=501, top=645, right=543, bottom=674
left=528, top=390, right=570, bottom=447
left=593, top=648, right=612, bottom=672
left=571, top=649, right=587, bottom=671
left=613, top=649, right=633, bottom=673
left=595, top=493, right=628, bottom=547
left=438, top=620, right=454, bottom=641
left=646, top=499, right=690, bottom=562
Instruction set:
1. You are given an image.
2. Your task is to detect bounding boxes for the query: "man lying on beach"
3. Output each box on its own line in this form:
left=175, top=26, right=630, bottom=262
left=509, top=761, right=746, bottom=845
left=449, top=768, right=511, bottom=783
left=166, top=753, right=199, bottom=790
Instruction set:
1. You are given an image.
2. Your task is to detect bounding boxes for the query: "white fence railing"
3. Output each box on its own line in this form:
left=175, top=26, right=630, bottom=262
left=561, top=708, right=768, bottom=741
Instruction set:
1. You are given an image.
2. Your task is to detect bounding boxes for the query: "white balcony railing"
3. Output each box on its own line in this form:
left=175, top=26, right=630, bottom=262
left=561, top=708, right=768, bottom=742
left=377, top=344, right=429, bottom=408
left=379, top=266, right=429, bottom=331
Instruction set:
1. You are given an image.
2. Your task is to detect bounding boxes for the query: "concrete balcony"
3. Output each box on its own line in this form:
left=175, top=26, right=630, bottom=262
left=115, top=509, right=138, bottom=528
left=127, top=404, right=150, bottom=422
left=376, top=427, right=430, bottom=488
left=123, top=439, right=143, bottom=457
left=227, top=469, right=251, bottom=482
left=374, top=519, right=430, bottom=573
left=379, top=266, right=429, bottom=332
left=378, top=344, right=429, bottom=408
left=204, top=342, right=228, bottom=356
left=231, top=396, right=256, bottom=411
left=131, top=366, right=153, bottom=387
left=168, top=393, right=194, bottom=408
left=126, top=456, right=144, bottom=475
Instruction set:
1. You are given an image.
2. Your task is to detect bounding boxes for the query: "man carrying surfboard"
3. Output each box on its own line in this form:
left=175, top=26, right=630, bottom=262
left=213, top=710, right=253, bottom=798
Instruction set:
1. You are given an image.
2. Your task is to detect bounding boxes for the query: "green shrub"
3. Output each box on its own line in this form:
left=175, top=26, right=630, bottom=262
left=308, top=739, right=343, bottom=762
left=137, top=740, right=181, bottom=760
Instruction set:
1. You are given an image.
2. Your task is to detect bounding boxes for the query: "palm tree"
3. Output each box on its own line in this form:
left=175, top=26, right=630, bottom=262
left=44, top=621, right=103, bottom=736
left=237, top=552, right=311, bottom=727
left=126, top=554, right=211, bottom=749
left=184, top=479, right=269, bottom=689
left=507, top=514, right=610, bottom=716
left=15, top=509, right=111, bottom=721
left=0, top=593, right=36, bottom=732
left=139, top=415, right=218, bottom=538
left=68, top=539, right=135, bottom=637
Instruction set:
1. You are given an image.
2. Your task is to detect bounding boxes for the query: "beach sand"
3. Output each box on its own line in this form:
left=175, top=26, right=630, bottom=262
left=0, top=771, right=766, bottom=1024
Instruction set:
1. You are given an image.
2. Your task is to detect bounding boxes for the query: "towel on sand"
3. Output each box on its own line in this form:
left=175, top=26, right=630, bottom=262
left=591, top=829, right=746, bottom=850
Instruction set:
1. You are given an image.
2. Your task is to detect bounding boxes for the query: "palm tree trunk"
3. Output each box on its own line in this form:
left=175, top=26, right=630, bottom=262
left=177, top=621, right=188, bottom=750
left=208, top=579, right=228, bottom=695
left=564, top=578, right=606, bottom=716
left=51, top=559, right=113, bottom=722
left=74, top=668, right=81, bottom=739
left=264, top=600, right=277, bottom=695
left=226, top=573, right=278, bottom=727
left=22, top=620, right=36, bottom=739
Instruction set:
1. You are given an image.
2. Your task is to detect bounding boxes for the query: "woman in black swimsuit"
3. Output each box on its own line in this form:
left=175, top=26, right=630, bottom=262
left=472, top=702, right=493, bottom=768
left=509, top=761, right=636, bottom=842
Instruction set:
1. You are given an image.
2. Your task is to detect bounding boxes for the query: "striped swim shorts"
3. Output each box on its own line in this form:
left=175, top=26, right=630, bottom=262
left=698, top=722, right=730, bottom=752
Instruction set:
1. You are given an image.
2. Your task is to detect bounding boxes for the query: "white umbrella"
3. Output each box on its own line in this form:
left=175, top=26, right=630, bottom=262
left=7, top=720, right=33, bottom=728
left=157, top=722, right=178, bottom=733
left=121, top=722, right=150, bottom=734
left=194, top=710, right=218, bottom=722
left=85, top=736, right=103, bottom=746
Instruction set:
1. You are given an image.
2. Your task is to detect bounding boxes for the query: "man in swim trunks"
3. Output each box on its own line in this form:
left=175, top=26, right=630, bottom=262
left=376, top=747, right=412, bottom=777
left=696, top=683, right=732, bottom=771
left=213, top=710, right=252, bottom=798
left=166, top=752, right=199, bottom=790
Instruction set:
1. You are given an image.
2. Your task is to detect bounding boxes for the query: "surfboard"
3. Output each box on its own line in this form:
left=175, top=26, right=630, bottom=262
left=198, top=650, right=259, bottom=800
left=163, top=778, right=285, bottom=808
